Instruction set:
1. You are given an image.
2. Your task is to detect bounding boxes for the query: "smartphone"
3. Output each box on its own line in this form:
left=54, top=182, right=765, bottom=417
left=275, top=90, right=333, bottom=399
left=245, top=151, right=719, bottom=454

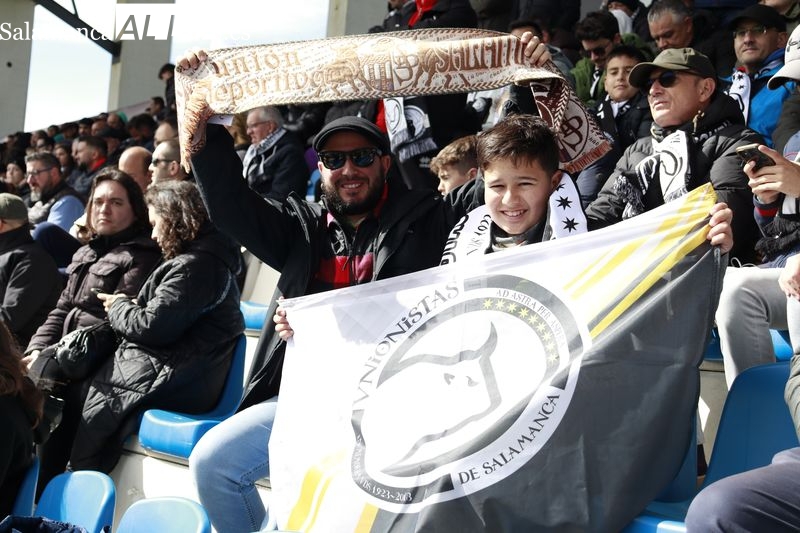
left=90, top=287, right=102, bottom=294
left=736, top=143, right=775, bottom=170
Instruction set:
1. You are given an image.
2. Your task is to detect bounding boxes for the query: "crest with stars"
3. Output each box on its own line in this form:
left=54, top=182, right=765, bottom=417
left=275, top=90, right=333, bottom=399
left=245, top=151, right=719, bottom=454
left=349, top=274, right=589, bottom=511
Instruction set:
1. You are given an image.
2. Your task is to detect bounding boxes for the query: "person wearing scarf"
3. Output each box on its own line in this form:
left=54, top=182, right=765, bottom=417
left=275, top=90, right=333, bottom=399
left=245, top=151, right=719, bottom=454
left=586, top=47, right=762, bottom=266
left=441, top=115, right=586, bottom=265
left=723, top=4, right=794, bottom=147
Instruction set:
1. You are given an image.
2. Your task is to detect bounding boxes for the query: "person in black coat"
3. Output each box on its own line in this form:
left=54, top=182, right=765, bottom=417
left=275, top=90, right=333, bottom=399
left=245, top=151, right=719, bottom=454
left=25, top=168, right=162, bottom=493
left=0, top=193, right=61, bottom=347
left=69, top=180, right=245, bottom=473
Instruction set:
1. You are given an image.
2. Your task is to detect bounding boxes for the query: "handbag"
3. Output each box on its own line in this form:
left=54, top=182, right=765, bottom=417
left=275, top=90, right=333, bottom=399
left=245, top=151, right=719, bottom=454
left=54, top=321, right=119, bottom=380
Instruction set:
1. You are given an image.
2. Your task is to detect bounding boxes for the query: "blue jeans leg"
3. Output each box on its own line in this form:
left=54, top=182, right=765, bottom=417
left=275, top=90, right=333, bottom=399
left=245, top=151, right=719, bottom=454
left=189, top=398, right=278, bottom=533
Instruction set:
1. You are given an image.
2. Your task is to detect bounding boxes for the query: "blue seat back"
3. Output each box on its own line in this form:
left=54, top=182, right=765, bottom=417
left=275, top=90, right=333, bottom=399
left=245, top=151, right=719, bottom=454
left=11, top=456, right=39, bottom=516
left=35, top=470, right=115, bottom=533
left=138, top=334, right=247, bottom=459
left=203, top=334, right=247, bottom=418
left=116, top=497, right=211, bottom=533
left=703, top=361, right=799, bottom=486
left=240, top=300, right=269, bottom=335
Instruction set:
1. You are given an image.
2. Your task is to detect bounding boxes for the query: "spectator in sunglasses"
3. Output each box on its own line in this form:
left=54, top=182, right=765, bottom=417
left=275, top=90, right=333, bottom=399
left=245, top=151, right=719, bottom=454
left=585, top=47, right=762, bottom=265
left=179, top=35, right=553, bottom=533
left=722, top=4, right=793, bottom=147
left=571, top=10, right=652, bottom=107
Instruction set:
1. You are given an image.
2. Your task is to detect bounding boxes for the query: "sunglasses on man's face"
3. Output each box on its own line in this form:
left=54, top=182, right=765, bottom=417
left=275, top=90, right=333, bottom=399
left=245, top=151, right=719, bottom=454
left=642, top=70, right=681, bottom=92
left=581, top=42, right=611, bottom=58
left=318, top=148, right=382, bottom=170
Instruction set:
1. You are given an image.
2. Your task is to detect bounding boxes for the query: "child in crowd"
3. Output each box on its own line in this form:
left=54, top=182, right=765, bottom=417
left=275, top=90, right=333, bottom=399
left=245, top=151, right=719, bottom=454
left=440, top=114, right=585, bottom=263
left=277, top=114, right=586, bottom=337
left=429, top=135, right=479, bottom=195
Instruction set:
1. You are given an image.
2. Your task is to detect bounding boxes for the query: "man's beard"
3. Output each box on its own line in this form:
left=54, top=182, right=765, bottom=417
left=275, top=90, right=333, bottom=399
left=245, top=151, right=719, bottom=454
left=78, top=161, right=89, bottom=172
left=30, top=189, right=42, bottom=202
left=321, top=178, right=385, bottom=216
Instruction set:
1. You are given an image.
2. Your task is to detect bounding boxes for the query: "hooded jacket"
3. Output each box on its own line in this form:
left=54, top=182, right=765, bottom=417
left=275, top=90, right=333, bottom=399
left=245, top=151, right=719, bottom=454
left=191, top=124, right=483, bottom=410
left=70, top=224, right=245, bottom=472
left=585, top=91, right=762, bottom=265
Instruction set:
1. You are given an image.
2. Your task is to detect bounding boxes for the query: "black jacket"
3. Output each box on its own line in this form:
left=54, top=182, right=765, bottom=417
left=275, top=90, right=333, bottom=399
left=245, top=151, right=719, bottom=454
left=192, top=125, right=483, bottom=409
left=586, top=92, right=762, bottom=265
left=27, top=225, right=162, bottom=353
left=0, top=226, right=61, bottom=347
left=70, top=225, right=245, bottom=472
left=243, top=130, right=309, bottom=201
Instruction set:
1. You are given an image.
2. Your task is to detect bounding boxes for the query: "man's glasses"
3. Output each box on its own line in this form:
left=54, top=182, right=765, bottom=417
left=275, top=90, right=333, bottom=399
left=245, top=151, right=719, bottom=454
left=581, top=42, right=611, bottom=58
left=26, top=167, right=52, bottom=178
left=733, top=25, right=768, bottom=39
left=642, top=70, right=704, bottom=92
left=318, top=148, right=381, bottom=170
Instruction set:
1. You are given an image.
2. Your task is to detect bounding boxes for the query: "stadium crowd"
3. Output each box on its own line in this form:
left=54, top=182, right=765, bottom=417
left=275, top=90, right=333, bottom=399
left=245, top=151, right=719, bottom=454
left=2, top=0, right=800, bottom=531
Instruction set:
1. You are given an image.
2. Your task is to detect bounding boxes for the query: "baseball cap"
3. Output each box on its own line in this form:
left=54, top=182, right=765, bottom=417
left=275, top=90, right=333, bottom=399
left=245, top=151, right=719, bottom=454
left=768, top=24, right=800, bottom=89
left=0, top=193, right=29, bottom=221
left=313, top=116, right=391, bottom=154
left=728, top=4, right=786, bottom=33
left=628, top=48, right=717, bottom=88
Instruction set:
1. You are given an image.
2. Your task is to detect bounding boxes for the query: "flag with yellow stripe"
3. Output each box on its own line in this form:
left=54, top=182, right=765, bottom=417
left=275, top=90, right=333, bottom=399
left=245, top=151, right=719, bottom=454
left=270, top=184, right=723, bottom=532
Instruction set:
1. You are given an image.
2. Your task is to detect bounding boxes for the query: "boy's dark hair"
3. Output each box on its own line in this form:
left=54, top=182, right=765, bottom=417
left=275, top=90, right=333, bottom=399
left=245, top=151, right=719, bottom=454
left=476, top=115, right=560, bottom=176
left=508, top=19, right=543, bottom=37
left=575, top=10, right=620, bottom=42
left=606, top=44, right=647, bottom=64
left=430, top=135, right=478, bottom=175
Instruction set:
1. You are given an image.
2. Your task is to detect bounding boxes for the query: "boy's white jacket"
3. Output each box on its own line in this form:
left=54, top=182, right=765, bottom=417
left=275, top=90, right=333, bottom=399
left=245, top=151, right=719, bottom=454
left=440, top=173, right=586, bottom=265
left=271, top=184, right=722, bottom=533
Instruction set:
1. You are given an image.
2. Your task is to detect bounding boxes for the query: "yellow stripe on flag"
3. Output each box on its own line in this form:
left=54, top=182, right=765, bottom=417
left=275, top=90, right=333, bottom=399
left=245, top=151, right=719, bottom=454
left=355, top=504, right=380, bottom=533
left=286, top=451, right=346, bottom=531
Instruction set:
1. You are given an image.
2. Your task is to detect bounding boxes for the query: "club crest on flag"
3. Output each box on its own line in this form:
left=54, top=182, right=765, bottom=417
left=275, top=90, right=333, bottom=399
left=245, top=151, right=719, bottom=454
left=350, top=274, right=588, bottom=510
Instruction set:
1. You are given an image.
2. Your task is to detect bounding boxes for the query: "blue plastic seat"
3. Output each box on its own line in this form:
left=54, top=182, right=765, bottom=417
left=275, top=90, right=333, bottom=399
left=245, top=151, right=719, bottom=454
left=34, top=470, right=116, bottom=533
left=11, top=456, right=39, bottom=516
left=240, top=300, right=269, bottom=334
left=704, top=327, right=792, bottom=362
left=116, top=497, right=211, bottom=533
left=622, top=362, right=799, bottom=532
left=138, top=334, right=247, bottom=460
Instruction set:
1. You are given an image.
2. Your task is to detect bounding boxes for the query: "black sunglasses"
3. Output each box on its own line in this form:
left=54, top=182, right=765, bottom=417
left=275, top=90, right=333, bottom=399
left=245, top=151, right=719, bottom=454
left=642, top=70, right=704, bottom=92
left=318, top=148, right=382, bottom=170
left=581, top=43, right=611, bottom=58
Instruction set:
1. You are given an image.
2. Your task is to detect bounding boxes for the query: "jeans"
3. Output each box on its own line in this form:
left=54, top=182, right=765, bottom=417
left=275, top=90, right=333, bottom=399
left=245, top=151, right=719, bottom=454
left=686, top=447, right=800, bottom=532
left=189, top=398, right=278, bottom=533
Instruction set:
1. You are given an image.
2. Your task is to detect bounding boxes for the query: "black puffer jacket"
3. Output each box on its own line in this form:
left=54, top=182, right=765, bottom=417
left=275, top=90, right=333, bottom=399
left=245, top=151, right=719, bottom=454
left=192, top=125, right=483, bottom=410
left=70, top=225, right=245, bottom=472
left=586, top=92, right=762, bottom=265
left=26, top=225, right=162, bottom=353
left=0, top=225, right=61, bottom=347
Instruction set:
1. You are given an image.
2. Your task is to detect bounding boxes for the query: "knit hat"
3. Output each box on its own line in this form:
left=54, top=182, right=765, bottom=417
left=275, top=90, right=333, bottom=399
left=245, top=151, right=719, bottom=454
left=628, top=48, right=717, bottom=88
left=0, top=193, right=29, bottom=221
left=768, top=24, right=800, bottom=89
